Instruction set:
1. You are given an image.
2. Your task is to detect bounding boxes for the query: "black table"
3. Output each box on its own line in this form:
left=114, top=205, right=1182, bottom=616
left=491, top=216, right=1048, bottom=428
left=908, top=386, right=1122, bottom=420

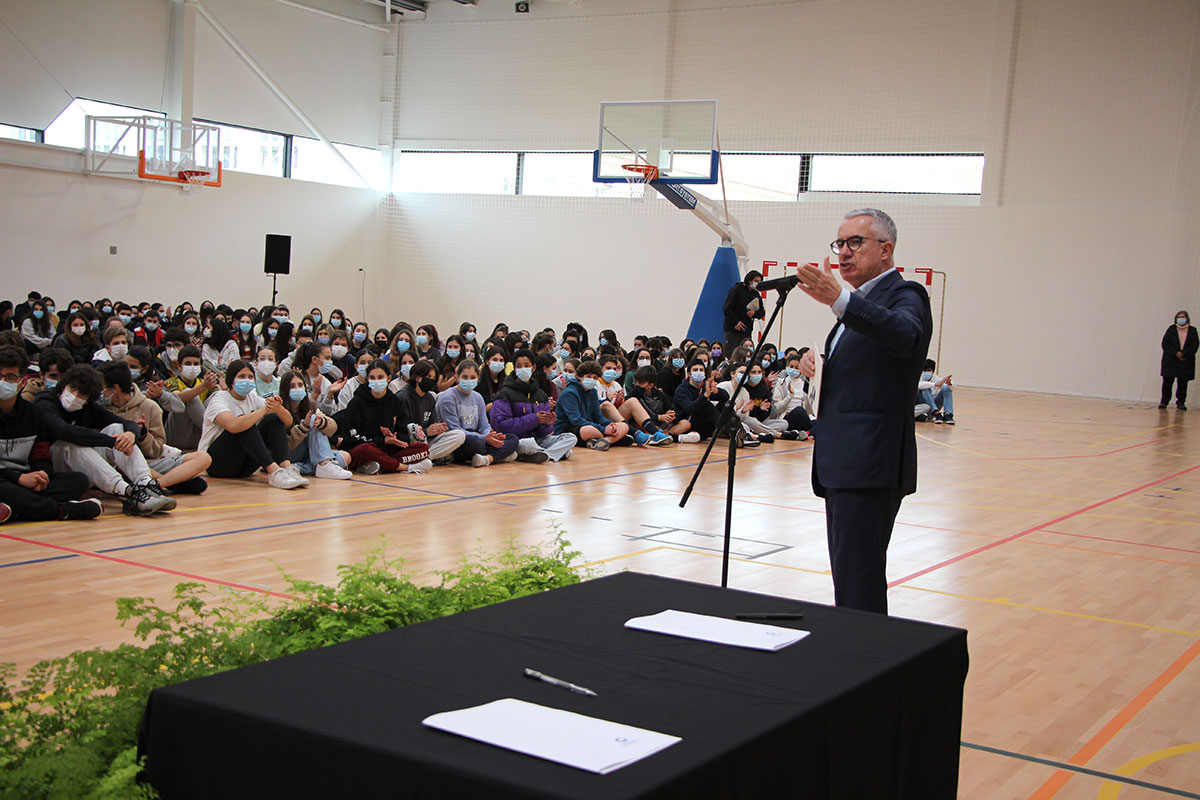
left=139, top=572, right=968, bottom=799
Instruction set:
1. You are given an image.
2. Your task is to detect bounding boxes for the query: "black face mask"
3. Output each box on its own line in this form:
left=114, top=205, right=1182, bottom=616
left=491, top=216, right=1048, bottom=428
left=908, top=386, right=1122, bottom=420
left=419, top=378, right=438, bottom=393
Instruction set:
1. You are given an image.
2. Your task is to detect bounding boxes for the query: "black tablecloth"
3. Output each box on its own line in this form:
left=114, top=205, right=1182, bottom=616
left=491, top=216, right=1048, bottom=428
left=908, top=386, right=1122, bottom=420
left=139, top=572, right=968, bottom=799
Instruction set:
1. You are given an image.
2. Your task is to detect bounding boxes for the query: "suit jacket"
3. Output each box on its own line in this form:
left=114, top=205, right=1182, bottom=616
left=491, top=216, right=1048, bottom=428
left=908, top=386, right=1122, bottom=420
left=812, top=270, right=933, bottom=497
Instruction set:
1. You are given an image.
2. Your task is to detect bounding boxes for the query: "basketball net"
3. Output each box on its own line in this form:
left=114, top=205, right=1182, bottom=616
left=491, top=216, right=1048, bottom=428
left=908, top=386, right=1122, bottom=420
left=622, top=163, right=659, bottom=200
left=179, top=169, right=210, bottom=195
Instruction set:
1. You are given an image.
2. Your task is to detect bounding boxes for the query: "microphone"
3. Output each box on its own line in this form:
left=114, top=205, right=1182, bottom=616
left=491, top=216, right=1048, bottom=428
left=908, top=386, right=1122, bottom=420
left=756, top=275, right=800, bottom=292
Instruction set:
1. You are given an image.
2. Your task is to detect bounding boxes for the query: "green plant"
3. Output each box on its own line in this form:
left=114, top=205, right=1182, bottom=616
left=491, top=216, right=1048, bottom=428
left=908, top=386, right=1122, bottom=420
left=0, top=526, right=584, bottom=799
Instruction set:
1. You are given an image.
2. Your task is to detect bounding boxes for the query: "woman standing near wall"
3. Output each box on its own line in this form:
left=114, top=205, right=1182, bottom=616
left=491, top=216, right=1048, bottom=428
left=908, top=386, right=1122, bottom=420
left=1160, top=310, right=1198, bottom=410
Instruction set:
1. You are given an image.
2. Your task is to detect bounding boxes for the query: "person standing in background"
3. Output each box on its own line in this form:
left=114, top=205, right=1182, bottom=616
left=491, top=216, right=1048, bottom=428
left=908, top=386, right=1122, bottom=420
left=722, top=270, right=765, bottom=354
left=1160, top=310, right=1197, bottom=410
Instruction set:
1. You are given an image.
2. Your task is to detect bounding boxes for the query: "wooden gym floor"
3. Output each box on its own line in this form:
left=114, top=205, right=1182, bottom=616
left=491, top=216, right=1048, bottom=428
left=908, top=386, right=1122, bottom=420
left=1, top=386, right=1197, bottom=798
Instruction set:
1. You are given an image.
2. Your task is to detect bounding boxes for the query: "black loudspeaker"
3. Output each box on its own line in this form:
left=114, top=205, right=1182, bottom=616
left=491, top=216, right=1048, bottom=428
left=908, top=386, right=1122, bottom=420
left=264, top=234, right=291, bottom=275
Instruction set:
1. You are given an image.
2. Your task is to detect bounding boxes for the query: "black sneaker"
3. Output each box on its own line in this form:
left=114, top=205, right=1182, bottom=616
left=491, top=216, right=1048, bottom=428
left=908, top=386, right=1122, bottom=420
left=916, top=412, right=930, bottom=422
left=933, top=412, right=944, bottom=424
left=170, top=476, right=208, bottom=494
left=757, top=433, right=775, bottom=444
left=736, top=430, right=760, bottom=448
left=616, top=434, right=637, bottom=447
left=780, top=430, right=801, bottom=441
left=142, top=480, right=178, bottom=510
left=942, top=413, right=955, bottom=425
left=60, top=498, right=103, bottom=520
left=356, top=461, right=382, bottom=475
left=518, top=451, right=550, bottom=464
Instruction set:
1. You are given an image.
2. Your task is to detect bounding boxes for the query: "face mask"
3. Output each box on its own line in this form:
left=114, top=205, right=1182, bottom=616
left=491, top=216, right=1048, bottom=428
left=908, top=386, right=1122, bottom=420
left=353, top=331, right=367, bottom=344
left=920, top=372, right=933, bottom=382
left=102, top=305, right=113, bottom=314
left=300, top=326, right=313, bottom=335
left=330, top=318, right=342, bottom=328
left=602, top=369, right=619, bottom=382
left=288, top=387, right=307, bottom=403
left=233, top=378, right=256, bottom=396
left=489, top=361, right=505, bottom=374
left=239, top=322, right=252, bottom=334
left=356, top=364, right=368, bottom=379
left=318, top=359, right=334, bottom=374
left=164, top=348, right=180, bottom=364
left=119, top=314, right=132, bottom=325
left=0, top=380, right=19, bottom=401
left=266, top=328, right=278, bottom=340
left=464, top=332, right=476, bottom=342
left=400, top=364, right=412, bottom=378
left=317, top=336, right=330, bottom=345
left=331, top=344, right=348, bottom=359
left=598, top=338, right=608, bottom=346
left=515, top=366, right=533, bottom=382
left=1179, top=317, right=1190, bottom=327
left=45, top=378, right=57, bottom=389
left=97, top=392, right=112, bottom=407
left=459, top=378, right=479, bottom=392
left=60, top=388, right=85, bottom=412
left=109, top=344, right=128, bottom=360
left=395, top=340, right=411, bottom=353
left=375, top=338, right=388, bottom=347
left=762, top=358, right=773, bottom=368
left=750, top=281, right=761, bottom=292
left=748, top=373, right=763, bottom=386
left=72, top=326, right=87, bottom=336
left=203, top=329, right=212, bottom=340
left=130, top=368, right=142, bottom=381
left=416, top=335, right=429, bottom=348
left=419, top=377, right=438, bottom=393
left=638, top=359, right=652, bottom=368
left=580, top=377, right=598, bottom=391
left=554, top=373, right=568, bottom=388
left=313, top=314, right=321, bottom=324
left=690, top=371, right=706, bottom=384
left=274, top=315, right=287, bottom=323
left=712, top=349, right=723, bottom=358
left=47, top=306, right=57, bottom=315
left=256, top=360, right=276, bottom=376
left=90, top=320, right=100, bottom=330
left=184, top=324, right=197, bottom=335
left=672, top=358, right=686, bottom=369
left=181, top=364, right=202, bottom=380
left=559, top=349, right=570, bottom=360
left=32, top=310, right=44, bottom=320
left=368, top=379, right=388, bottom=394
left=785, top=367, right=800, bottom=379
left=445, top=348, right=461, bottom=359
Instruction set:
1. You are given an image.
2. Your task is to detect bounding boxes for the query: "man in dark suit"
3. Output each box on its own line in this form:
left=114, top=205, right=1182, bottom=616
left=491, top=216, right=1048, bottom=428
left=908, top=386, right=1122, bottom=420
left=795, top=209, right=932, bottom=614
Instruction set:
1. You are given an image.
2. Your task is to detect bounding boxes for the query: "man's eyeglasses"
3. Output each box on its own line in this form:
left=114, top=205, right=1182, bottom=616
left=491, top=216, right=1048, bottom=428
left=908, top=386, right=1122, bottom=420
left=830, top=236, right=887, bottom=255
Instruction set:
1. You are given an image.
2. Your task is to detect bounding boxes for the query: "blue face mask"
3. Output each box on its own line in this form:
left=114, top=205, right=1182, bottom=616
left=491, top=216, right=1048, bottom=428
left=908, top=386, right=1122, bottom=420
left=289, top=387, right=307, bottom=403
left=748, top=373, right=763, bottom=386
left=233, top=378, right=256, bottom=396
left=762, top=358, right=773, bottom=368
left=119, top=314, right=132, bottom=325
left=46, top=306, right=55, bottom=315
left=599, top=338, right=608, bottom=346
left=459, top=378, right=478, bottom=392
left=515, top=367, right=533, bottom=382
left=356, top=364, right=368, bottom=379
left=445, top=348, right=461, bottom=359
left=130, top=368, right=141, bottom=380
left=313, top=314, right=321, bottom=324
left=90, top=320, right=100, bottom=330
left=400, top=364, right=412, bottom=378
left=102, top=305, right=113, bottom=314
left=32, top=310, right=44, bottom=319
left=318, top=336, right=330, bottom=345
left=368, top=379, right=388, bottom=394
left=672, top=358, right=686, bottom=369
left=559, top=349, right=570, bottom=360
left=318, top=359, right=334, bottom=374
left=920, top=372, right=933, bottom=382
left=602, top=369, right=620, bottom=383
left=396, top=340, right=411, bottom=353
left=416, top=335, right=429, bottom=347
left=464, top=332, right=476, bottom=342
left=690, top=371, right=706, bottom=384
left=353, top=331, right=367, bottom=344
left=330, top=318, right=342, bottom=328
left=184, top=324, right=197, bottom=335
left=145, top=322, right=158, bottom=332
left=785, top=367, right=800, bottom=379
left=580, top=377, right=598, bottom=391
left=489, top=361, right=505, bottom=374
left=274, top=315, right=287, bottom=323
left=0, top=380, right=20, bottom=401
left=239, top=322, right=252, bottom=334
left=45, top=378, right=58, bottom=389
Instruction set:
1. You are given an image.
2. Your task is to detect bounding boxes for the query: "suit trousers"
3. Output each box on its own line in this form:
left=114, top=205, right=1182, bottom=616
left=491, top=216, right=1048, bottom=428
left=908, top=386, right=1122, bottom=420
left=824, top=487, right=907, bottom=614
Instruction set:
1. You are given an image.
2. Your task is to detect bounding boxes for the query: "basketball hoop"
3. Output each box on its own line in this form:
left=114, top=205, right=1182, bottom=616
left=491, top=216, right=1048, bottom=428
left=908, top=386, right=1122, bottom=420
left=622, top=163, right=659, bottom=199
left=178, top=169, right=211, bottom=194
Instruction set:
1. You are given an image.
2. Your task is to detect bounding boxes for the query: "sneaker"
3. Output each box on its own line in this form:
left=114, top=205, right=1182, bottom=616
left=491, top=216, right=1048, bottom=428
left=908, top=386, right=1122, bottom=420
left=431, top=456, right=454, bottom=467
left=140, top=479, right=178, bottom=510
left=560, top=448, right=572, bottom=460
left=648, top=430, right=672, bottom=446
left=123, top=483, right=173, bottom=515
left=0, top=502, right=10, bottom=524
left=516, top=438, right=541, bottom=456
left=405, top=458, right=433, bottom=474
left=632, top=430, right=651, bottom=447
left=757, top=433, right=775, bottom=444
left=1178, top=404, right=1188, bottom=411
left=585, top=438, right=611, bottom=451
left=619, top=434, right=637, bottom=447
left=915, top=412, right=930, bottom=422
left=356, top=461, right=381, bottom=475
left=736, top=429, right=760, bottom=449
left=472, top=453, right=491, bottom=468
left=170, top=476, right=208, bottom=494
left=933, top=412, right=944, bottom=424
left=285, top=465, right=311, bottom=487
left=677, top=431, right=701, bottom=444
left=315, top=461, right=352, bottom=480
left=268, top=468, right=304, bottom=490
left=942, top=413, right=955, bottom=424
left=518, top=450, right=550, bottom=464
left=500, top=450, right=519, bottom=463
left=1159, top=403, right=1169, bottom=409
left=60, top=498, right=103, bottom=520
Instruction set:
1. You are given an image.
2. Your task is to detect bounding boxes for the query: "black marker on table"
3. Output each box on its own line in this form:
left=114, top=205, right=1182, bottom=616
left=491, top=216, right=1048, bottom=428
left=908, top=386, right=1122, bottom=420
left=735, top=613, right=805, bottom=621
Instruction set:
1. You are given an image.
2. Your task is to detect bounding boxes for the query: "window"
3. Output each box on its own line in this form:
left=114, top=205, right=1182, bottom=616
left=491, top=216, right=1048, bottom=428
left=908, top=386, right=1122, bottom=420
left=395, top=152, right=517, bottom=195
left=199, top=122, right=287, bottom=177
left=808, top=154, right=984, bottom=194
left=0, top=123, right=40, bottom=143
left=689, top=154, right=804, bottom=202
left=44, top=98, right=165, bottom=151
left=522, top=153, right=637, bottom=198
left=291, top=137, right=385, bottom=189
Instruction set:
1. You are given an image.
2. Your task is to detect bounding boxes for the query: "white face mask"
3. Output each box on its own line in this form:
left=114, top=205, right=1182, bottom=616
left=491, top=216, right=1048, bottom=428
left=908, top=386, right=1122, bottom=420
left=256, top=359, right=277, bottom=376
left=71, top=326, right=87, bottom=337
left=165, top=347, right=181, bottom=362
left=60, top=388, right=86, bottom=412
left=638, top=359, right=652, bottom=368
left=331, top=344, right=348, bottom=359
left=109, top=343, right=128, bottom=360
left=181, top=364, right=202, bottom=381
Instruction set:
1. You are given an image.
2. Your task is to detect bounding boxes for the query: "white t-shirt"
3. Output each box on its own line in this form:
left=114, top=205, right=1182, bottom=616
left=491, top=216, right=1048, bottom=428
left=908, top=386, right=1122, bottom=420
left=199, top=389, right=266, bottom=452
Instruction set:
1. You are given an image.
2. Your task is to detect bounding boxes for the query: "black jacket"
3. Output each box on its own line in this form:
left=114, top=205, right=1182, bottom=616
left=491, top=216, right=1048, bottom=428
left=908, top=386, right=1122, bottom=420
left=722, top=281, right=765, bottom=334
left=33, top=387, right=139, bottom=448
left=333, top=383, right=413, bottom=448
left=0, top=396, right=55, bottom=482
left=1161, top=325, right=1199, bottom=380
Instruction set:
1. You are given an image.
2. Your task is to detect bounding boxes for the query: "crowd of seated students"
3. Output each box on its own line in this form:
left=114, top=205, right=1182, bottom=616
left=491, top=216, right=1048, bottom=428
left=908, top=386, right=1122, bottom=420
left=0, top=291, right=825, bottom=525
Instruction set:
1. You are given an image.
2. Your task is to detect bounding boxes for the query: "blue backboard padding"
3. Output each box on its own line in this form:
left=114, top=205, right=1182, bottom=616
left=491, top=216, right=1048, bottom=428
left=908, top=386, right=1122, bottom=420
left=686, top=244, right=741, bottom=343
left=592, top=150, right=720, bottom=185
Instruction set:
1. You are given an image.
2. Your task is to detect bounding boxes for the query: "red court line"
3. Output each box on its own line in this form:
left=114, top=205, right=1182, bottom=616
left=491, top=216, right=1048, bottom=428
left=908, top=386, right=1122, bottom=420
left=1042, top=528, right=1200, bottom=556
left=996, top=439, right=1159, bottom=461
left=0, top=532, right=299, bottom=601
left=1026, top=636, right=1200, bottom=799
left=888, top=462, right=1200, bottom=588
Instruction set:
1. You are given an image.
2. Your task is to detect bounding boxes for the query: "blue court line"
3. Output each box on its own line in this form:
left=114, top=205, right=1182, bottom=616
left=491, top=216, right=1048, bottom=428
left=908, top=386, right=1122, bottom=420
left=0, top=444, right=812, bottom=569
left=960, top=741, right=1200, bottom=798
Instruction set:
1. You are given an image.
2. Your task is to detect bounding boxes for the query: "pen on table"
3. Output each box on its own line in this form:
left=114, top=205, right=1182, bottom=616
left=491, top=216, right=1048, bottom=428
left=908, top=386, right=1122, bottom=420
left=735, top=613, right=805, bottom=621
left=523, top=667, right=598, bottom=697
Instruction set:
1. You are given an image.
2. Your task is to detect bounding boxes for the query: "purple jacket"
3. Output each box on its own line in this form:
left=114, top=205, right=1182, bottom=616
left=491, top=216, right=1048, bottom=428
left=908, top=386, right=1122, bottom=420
left=488, top=375, right=553, bottom=439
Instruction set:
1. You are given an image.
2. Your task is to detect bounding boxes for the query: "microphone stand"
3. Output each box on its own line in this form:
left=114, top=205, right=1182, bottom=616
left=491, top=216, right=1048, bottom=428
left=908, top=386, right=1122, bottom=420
left=680, top=284, right=796, bottom=588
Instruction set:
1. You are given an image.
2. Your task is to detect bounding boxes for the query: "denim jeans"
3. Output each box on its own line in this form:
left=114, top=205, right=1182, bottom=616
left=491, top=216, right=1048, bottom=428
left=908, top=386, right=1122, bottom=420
left=286, top=429, right=344, bottom=475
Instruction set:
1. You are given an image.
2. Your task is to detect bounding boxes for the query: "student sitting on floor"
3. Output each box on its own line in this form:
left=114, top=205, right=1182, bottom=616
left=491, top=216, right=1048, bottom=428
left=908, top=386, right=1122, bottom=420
left=394, top=360, right=466, bottom=463
left=553, top=360, right=630, bottom=451
left=53, top=312, right=98, bottom=364
left=334, top=359, right=431, bottom=475
left=199, top=360, right=306, bottom=490
left=596, top=355, right=671, bottom=446
left=768, top=351, right=814, bottom=438
left=278, top=371, right=353, bottom=479
left=163, top=345, right=218, bottom=451
left=19, top=347, right=72, bottom=403
left=35, top=364, right=176, bottom=515
left=337, top=350, right=374, bottom=411
left=91, top=325, right=129, bottom=366
left=97, top=361, right=211, bottom=494
left=0, top=346, right=100, bottom=522
left=917, top=359, right=955, bottom=424
left=672, top=358, right=730, bottom=442
left=488, top=349, right=577, bottom=463
left=719, top=361, right=790, bottom=444
left=437, top=360, right=520, bottom=467
left=629, top=365, right=700, bottom=443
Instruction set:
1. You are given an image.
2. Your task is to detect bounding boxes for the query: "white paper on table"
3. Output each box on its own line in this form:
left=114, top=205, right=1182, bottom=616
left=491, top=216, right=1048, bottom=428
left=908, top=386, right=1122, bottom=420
left=422, top=697, right=681, bottom=775
left=624, top=609, right=809, bottom=652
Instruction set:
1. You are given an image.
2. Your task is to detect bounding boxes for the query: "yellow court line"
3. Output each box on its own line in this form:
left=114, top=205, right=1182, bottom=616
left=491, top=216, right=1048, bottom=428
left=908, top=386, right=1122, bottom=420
left=183, top=495, right=420, bottom=512
left=898, top=585, right=1199, bottom=636
left=1096, top=742, right=1200, bottom=799
left=1081, top=513, right=1200, bottom=527
left=1109, top=501, right=1200, bottom=517
left=1089, top=423, right=1177, bottom=447
left=573, top=546, right=668, bottom=569
left=656, top=546, right=832, bottom=576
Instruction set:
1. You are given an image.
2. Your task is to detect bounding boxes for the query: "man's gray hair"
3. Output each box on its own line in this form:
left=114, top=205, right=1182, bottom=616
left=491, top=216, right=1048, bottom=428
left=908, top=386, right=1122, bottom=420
left=844, top=208, right=897, bottom=244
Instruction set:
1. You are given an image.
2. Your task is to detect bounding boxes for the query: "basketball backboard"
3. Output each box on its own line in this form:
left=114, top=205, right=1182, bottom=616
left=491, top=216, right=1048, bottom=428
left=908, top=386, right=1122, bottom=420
left=85, top=115, right=222, bottom=189
left=593, top=99, right=718, bottom=185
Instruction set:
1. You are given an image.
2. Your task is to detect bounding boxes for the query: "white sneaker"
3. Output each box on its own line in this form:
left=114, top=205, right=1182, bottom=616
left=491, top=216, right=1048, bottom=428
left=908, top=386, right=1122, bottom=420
left=516, top=438, right=540, bottom=456
left=500, top=450, right=519, bottom=463
left=286, top=465, right=311, bottom=487
left=678, top=432, right=702, bottom=443
left=315, top=461, right=352, bottom=480
left=269, top=468, right=304, bottom=489
left=471, top=453, right=491, bottom=468
left=406, top=458, right=433, bottom=474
